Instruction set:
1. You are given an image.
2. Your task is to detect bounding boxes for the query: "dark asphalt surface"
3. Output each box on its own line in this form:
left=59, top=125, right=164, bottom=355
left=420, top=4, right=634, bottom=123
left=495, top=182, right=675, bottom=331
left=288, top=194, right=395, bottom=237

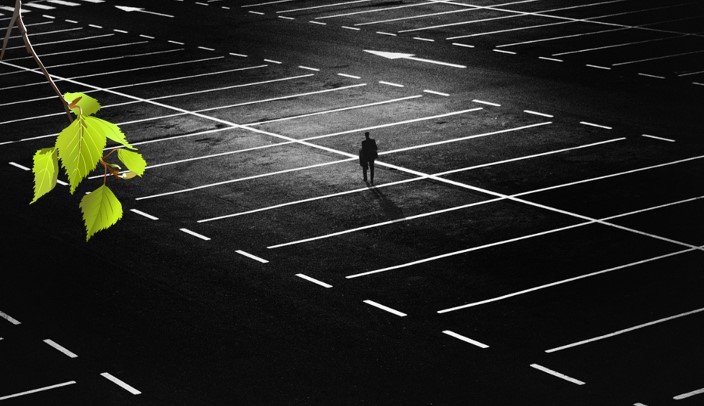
left=1, top=1, right=703, bottom=405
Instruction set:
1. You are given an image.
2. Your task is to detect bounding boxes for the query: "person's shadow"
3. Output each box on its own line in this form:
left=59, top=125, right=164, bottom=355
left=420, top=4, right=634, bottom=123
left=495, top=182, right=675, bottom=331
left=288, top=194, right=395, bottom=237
left=367, top=183, right=404, bottom=220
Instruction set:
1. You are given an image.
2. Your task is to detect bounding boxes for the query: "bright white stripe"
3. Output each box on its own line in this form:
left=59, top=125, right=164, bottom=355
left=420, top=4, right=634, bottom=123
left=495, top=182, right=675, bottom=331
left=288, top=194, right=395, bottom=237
left=678, top=69, right=704, bottom=77
left=363, top=300, right=406, bottom=317
left=493, top=49, right=516, bottom=55
left=25, top=3, right=55, bottom=10
left=473, top=99, right=500, bottom=106
left=7, top=27, right=83, bottom=40
left=437, top=247, right=696, bottom=313
left=553, top=34, right=687, bottom=56
left=0, top=5, right=29, bottom=12
left=278, top=15, right=294, bottom=20
left=88, top=24, right=102, bottom=28
left=236, top=250, right=269, bottom=263
left=168, top=40, right=184, bottom=45
left=0, top=381, right=76, bottom=400
left=379, top=80, right=403, bottom=87
left=442, top=330, right=489, bottom=348
left=106, top=64, right=265, bottom=91
left=113, top=29, right=128, bottom=33
left=342, top=26, right=360, bottom=30
left=376, top=31, right=397, bottom=36
left=247, top=95, right=422, bottom=126
left=524, top=110, right=552, bottom=117
left=452, top=42, right=474, bottom=48
left=8, top=161, right=30, bottom=171
left=579, top=121, right=611, bottom=129
left=230, top=52, right=247, bottom=57
left=0, top=310, right=21, bottom=325
left=501, top=27, right=627, bottom=49
left=81, top=0, right=105, bottom=3
left=638, top=72, right=665, bottom=79
left=641, top=134, right=674, bottom=142
left=296, top=273, right=332, bottom=288
left=694, top=82, right=704, bottom=86
left=2, top=40, right=149, bottom=63
left=298, top=65, right=319, bottom=71
left=180, top=228, right=210, bottom=241
left=413, top=37, right=434, bottom=42
left=43, top=339, right=78, bottom=358
left=242, top=0, right=294, bottom=6
left=586, top=64, right=610, bottom=70
left=46, top=0, right=81, bottom=5
left=539, top=56, right=562, bottom=62
left=139, top=34, right=155, bottom=39
left=278, top=0, right=370, bottom=13
left=263, top=58, right=281, bottom=64
left=530, top=364, right=585, bottom=385
left=129, top=209, right=159, bottom=220
left=634, top=403, right=648, bottom=406
left=65, top=19, right=78, bottom=23
left=354, top=7, right=475, bottom=26
left=674, top=387, right=704, bottom=400
left=424, top=90, right=449, bottom=96
left=248, top=10, right=264, bottom=15
left=547, top=307, right=704, bottom=353
left=43, top=14, right=55, bottom=18
left=315, top=1, right=430, bottom=20
left=100, top=373, right=141, bottom=395
left=4, top=33, right=114, bottom=50
left=338, top=73, right=361, bottom=79
left=347, top=222, right=591, bottom=278
left=309, top=20, right=326, bottom=25
left=198, top=46, right=214, bottom=51
left=613, top=50, right=704, bottom=66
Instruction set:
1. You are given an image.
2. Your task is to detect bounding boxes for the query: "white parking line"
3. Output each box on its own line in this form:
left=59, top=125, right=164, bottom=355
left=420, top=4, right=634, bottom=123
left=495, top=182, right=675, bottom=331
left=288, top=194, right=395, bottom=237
left=613, top=50, right=704, bottom=66
left=580, top=121, right=612, bottom=129
left=363, top=300, right=406, bottom=317
left=354, top=7, right=475, bottom=26
left=442, top=330, right=489, bottom=348
left=437, top=247, right=697, bottom=313
left=586, top=64, right=610, bottom=70
left=180, top=228, right=210, bottom=241
left=277, top=0, right=370, bottom=14
left=674, top=387, right=704, bottom=400
left=100, top=372, right=141, bottom=395
left=129, top=209, right=159, bottom=220
left=314, top=1, right=429, bottom=20
left=379, top=80, right=403, bottom=87
left=546, top=307, right=704, bottom=353
left=8, top=161, right=30, bottom=171
left=530, top=364, right=585, bottom=385
left=524, top=110, right=553, bottom=118
left=236, top=250, right=269, bottom=263
left=296, top=273, right=333, bottom=288
left=0, top=381, right=77, bottom=400
left=0, top=310, right=21, bottom=325
left=642, top=134, right=675, bottom=142
left=1, top=40, right=150, bottom=63
left=553, top=34, right=687, bottom=56
left=4, top=33, right=114, bottom=51
left=43, top=339, right=78, bottom=358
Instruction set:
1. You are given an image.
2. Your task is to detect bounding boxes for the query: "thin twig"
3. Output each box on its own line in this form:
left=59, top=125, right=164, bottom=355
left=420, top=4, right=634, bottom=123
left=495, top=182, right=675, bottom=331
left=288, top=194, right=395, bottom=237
left=1, top=0, right=73, bottom=123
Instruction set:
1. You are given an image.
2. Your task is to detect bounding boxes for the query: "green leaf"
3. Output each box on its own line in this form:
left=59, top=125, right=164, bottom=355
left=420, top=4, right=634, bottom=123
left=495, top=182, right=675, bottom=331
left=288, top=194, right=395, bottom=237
left=30, top=147, right=58, bottom=204
left=80, top=185, right=123, bottom=241
left=85, top=116, right=133, bottom=149
left=56, top=116, right=107, bottom=194
left=64, top=92, right=100, bottom=116
left=117, top=149, right=146, bottom=176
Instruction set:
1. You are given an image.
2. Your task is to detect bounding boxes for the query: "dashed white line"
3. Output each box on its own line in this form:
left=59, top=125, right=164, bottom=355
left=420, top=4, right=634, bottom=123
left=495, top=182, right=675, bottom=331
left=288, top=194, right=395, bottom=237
left=100, top=373, right=141, bottom=395
left=198, top=46, right=215, bottom=51
left=580, top=121, right=612, bottom=129
left=586, top=64, right=610, bottom=70
left=379, top=80, right=403, bottom=87
left=530, top=364, right=585, bottom=385
left=338, top=73, right=361, bottom=79
left=278, top=15, right=294, bottom=20
left=472, top=99, right=500, bottom=106
left=65, top=19, right=78, bottom=23
left=8, top=161, right=30, bottom=171
left=113, top=29, right=128, bottom=34
left=180, top=228, right=210, bottom=241
left=43, top=339, right=78, bottom=358
left=493, top=49, right=516, bottom=55
left=236, top=250, right=269, bottom=263
left=298, top=65, right=319, bottom=71
left=452, top=42, right=474, bottom=48
left=638, top=72, right=665, bottom=79
left=309, top=20, right=326, bottom=25
left=376, top=31, right=397, bottom=36
left=442, top=330, right=489, bottom=348
left=130, top=209, right=159, bottom=220
left=296, top=273, right=332, bottom=288
left=342, top=26, right=361, bottom=30
left=88, top=24, right=102, bottom=29
left=674, top=387, right=704, bottom=400
left=168, top=40, right=184, bottom=45
left=539, top=56, right=563, bottom=62
left=0, top=381, right=77, bottom=400
left=0, top=310, right=21, bottom=325
left=248, top=10, right=264, bottom=15
left=642, top=134, right=675, bottom=142
left=363, top=300, right=407, bottom=317
left=264, top=58, right=282, bottom=64
left=230, top=52, right=247, bottom=57
left=546, top=307, right=704, bottom=353
left=423, top=90, right=449, bottom=96
left=524, top=110, right=553, bottom=118
left=413, top=36, right=434, bottom=42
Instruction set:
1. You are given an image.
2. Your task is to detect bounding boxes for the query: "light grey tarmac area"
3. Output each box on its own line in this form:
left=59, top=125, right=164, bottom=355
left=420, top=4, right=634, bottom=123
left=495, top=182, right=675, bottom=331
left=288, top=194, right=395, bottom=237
left=1, top=1, right=703, bottom=405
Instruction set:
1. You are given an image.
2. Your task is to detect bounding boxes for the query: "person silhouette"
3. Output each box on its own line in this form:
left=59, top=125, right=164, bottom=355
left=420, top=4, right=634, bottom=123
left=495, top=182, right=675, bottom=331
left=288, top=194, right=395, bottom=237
left=358, top=131, right=378, bottom=184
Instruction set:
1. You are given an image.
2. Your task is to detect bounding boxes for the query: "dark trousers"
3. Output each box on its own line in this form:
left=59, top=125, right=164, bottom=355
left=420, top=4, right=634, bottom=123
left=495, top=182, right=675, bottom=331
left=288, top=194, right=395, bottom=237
left=362, top=160, right=375, bottom=182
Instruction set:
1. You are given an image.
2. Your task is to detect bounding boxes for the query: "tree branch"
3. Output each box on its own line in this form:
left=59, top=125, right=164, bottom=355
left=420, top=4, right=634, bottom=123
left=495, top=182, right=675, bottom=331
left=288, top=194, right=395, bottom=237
left=1, top=0, right=73, bottom=123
